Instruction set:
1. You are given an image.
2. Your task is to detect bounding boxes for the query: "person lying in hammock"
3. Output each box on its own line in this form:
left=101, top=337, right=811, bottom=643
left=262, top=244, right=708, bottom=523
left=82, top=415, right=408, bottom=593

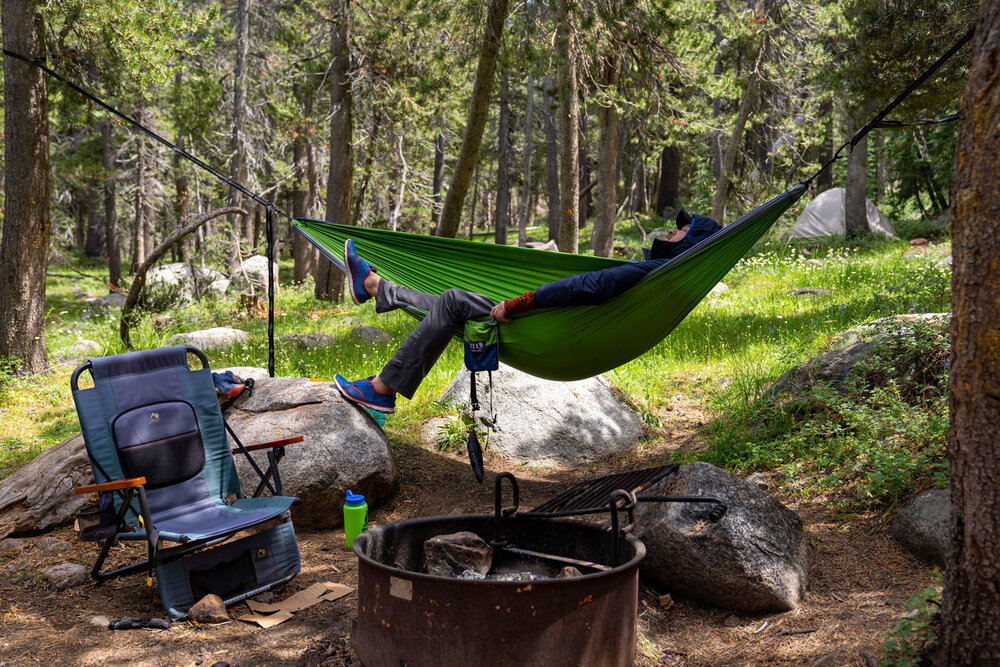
left=334, top=210, right=722, bottom=414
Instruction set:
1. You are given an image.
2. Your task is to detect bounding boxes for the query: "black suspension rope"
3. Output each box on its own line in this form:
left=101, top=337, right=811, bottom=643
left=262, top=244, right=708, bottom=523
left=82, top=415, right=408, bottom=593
left=873, top=113, right=960, bottom=128
left=2, top=48, right=285, bottom=376
left=804, top=26, right=974, bottom=187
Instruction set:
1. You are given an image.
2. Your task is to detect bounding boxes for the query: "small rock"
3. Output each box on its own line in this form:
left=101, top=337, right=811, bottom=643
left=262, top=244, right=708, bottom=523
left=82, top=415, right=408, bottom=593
left=792, top=287, right=832, bottom=298
left=34, top=536, right=73, bottom=555
left=658, top=594, right=674, bottom=609
left=0, top=538, right=25, bottom=554
left=67, top=339, right=103, bottom=356
left=42, top=562, right=89, bottom=590
left=710, top=282, right=730, bottom=296
left=169, top=327, right=249, bottom=351
left=82, top=293, right=127, bottom=320
left=806, top=259, right=824, bottom=266
left=188, top=594, right=229, bottom=623
left=723, top=614, right=741, bottom=627
left=421, top=531, right=492, bottom=578
left=556, top=566, right=583, bottom=579
left=909, top=238, right=929, bottom=246
left=351, top=326, right=392, bottom=345
left=745, top=473, right=769, bottom=490
left=280, top=333, right=338, bottom=350
left=890, top=488, right=950, bottom=567
left=526, top=239, right=559, bottom=251
left=154, top=316, right=175, bottom=332
left=90, top=615, right=110, bottom=627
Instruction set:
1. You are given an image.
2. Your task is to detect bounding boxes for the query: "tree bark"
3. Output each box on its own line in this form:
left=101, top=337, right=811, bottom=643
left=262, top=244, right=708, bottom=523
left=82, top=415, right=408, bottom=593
left=845, top=115, right=870, bottom=239
left=84, top=180, right=103, bottom=258
left=493, top=73, right=511, bottom=245
left=316, top=0, right=353, bottom=301
left=131, top=104, right=149, bottom=273
left=655, top=145, right=680, bottom=218
left=555, top=0, right=579, bottom=253
left=940, top=2, right=1000, bottom=662
left=0, top=0, right=51, bottom=373
left=592, top=54, right=620, bottom=259
left=815, top=98, right=834, bottom=193
left=435, top=0, right=510, bottom=238
left=101, top=120, right=122, bottom=288
left=517, top=75, right=535, bottom=247
left=228, top=0, right=252, bottom=270
left=431, top=109, right=446, bottom=227
left=292, top=91, right=316, bottom=284
left=543, top=73, right=560, bottom=242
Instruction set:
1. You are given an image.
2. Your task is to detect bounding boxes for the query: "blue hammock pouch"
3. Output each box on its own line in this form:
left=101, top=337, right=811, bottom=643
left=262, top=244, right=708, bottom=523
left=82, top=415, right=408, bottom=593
left=463, top=320, right=499, bottom=484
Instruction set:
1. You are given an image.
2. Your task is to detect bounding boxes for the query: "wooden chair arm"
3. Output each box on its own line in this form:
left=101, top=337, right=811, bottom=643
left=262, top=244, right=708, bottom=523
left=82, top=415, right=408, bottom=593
left=231, top=435, right=304, bottom=454
left=75, top=477, right=146, bottom=495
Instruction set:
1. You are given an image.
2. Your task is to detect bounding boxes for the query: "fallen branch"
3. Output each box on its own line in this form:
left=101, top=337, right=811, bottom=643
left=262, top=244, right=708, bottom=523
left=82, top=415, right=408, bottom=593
left=774, top=628, right=818, bottom=638
left=119, top=207, right=248, bottom=348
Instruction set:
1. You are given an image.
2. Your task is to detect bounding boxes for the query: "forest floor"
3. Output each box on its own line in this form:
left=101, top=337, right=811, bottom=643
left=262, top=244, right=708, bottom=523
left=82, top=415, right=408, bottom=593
left=0, top=397, right=934, bottom=666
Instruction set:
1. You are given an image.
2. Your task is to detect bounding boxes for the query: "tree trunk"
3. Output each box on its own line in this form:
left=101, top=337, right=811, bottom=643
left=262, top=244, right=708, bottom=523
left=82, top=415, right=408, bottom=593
left=845, top=115, right=870, bottom=239
left=517, top=75, right=534, bottom=247
left=711, top=5, right=778, bottom=222
left=316, top=0, right=352, bottom=301
left=101, top=120, right=122, bottom=287
left=389, top=132, right=407, bottom=232
left=228, top=0, right=251, bottom=270
left=352, top=112, right=380, bottom=226
left=131, top=105, right=149, bottom=273
left=435, top=0, right=510, bottom=238
left=578, top=110, right=591, bottom=224
left=431, top=109, right=446, bottom=227
left=592, top=54, right=620, bottom=259
left=0, top=0, right=51, bottom=373
left=292, top=92, right=316, bottom=284
left=655, top=145, right=680, bottom=218
left=940, top=2, right=1000, bottom=662
left=543, top=73, right=560, bottom=243
left=555, top=0, right=579, bottom=253
left=815, top=98, right=834, bottom=193
left=84, top=180, right=103, bottom=257
left=493, top=73, right=511, bottom=245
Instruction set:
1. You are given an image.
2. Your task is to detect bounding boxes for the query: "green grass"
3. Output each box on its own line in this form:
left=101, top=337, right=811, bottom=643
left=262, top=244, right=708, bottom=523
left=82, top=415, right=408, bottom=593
left=1, top=229, right=953, bottom=513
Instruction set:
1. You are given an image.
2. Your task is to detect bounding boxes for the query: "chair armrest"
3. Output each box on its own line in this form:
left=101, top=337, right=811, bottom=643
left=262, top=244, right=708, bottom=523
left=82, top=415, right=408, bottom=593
left=230, top=435, right=304, bottom=454
left=75, top=477, right=147, bottom=495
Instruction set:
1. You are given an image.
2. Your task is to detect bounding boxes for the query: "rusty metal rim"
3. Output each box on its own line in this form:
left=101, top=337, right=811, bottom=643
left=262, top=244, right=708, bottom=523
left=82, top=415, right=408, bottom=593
left=352, top=512, right=645, bottom=585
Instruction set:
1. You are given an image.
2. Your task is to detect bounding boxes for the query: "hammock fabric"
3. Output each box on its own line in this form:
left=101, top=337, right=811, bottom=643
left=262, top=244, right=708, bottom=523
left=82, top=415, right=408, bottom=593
left=294, top=184, right=806, bottom=381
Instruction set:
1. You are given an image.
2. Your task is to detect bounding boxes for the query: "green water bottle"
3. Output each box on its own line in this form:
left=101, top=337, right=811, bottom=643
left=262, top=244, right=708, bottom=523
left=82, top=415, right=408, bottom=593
left=344, top=489, right=368, bottom=550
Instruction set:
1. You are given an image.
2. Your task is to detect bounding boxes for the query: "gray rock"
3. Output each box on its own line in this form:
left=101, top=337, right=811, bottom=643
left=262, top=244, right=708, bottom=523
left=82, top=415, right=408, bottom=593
left=280, top=333, right=338, bottom=350
left=169, top=327, right=249, bottom=351
left=236, top=255, right=280, bottom=294
left=439, top=363, right=643, bottom=467
left=188, top=594, right=229, bottom=623
left=42, top=562, right=90, bottom=590
left=421, top=531, right=492, bottom=578
left=745, top=473, right=769, bottom=490
left=770, top=314, right=950, bottom=397
left=634, top=463, right=809, bottom=613
left=0, top=537, right=25, bottom=553
left=216, top=366, right=267, bottom=381
left=806, top=259, right=825, bottom=266
left=224, top=376, right=397, bottom=530
left=648, top=230, right=671, bottom=242
left=525, top=239, right=559, bottom=251
left=90, top=615, right=110, bottom=628
left=66, top=339, right=102, bottom=356
left=557, top=566, right=583, bottom=579
left=709, top=282, right=730, bottom=296
left=146, top=262, right=228, bottom=303
left=792, top=287, right=832, bottom=298
left=350, top=326, right=392, bottom=345
left=82, top=293, right=127, bottom=319
left=890, top=488, right=950, bottom=567
left=33, top=536, right=72, bottom=555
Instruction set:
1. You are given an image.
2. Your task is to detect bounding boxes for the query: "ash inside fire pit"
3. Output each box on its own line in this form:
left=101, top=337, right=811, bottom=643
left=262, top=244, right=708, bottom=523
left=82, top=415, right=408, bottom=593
left=419, top=530, right=580, bottom=581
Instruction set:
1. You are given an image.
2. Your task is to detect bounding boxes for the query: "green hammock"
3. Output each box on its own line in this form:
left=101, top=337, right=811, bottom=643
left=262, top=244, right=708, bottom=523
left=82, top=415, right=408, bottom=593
left=294, top=184, right=806, bottom=381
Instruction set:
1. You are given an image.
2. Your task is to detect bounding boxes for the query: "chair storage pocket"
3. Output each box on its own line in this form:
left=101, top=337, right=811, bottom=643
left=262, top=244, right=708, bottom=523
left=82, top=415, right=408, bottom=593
left=156, top=519, right=300, bottom=620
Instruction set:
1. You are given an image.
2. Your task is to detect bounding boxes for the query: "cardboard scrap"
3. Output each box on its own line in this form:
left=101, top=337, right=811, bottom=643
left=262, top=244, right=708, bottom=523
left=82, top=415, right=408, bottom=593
left=238, top=581, right=354, bottom=627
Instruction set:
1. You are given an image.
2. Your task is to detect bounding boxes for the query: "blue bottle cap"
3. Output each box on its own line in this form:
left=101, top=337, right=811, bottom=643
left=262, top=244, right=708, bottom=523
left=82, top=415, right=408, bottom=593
left=345, top=489, right=366, bottom=506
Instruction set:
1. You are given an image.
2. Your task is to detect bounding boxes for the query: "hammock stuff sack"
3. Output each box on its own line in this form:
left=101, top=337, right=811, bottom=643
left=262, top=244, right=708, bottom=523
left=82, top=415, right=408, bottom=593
left=294, top=184, right=806, bottom=382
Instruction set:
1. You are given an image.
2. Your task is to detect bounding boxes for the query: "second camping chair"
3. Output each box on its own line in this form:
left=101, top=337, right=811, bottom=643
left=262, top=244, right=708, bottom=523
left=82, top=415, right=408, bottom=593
left=71, top=346, right=302, bottom=620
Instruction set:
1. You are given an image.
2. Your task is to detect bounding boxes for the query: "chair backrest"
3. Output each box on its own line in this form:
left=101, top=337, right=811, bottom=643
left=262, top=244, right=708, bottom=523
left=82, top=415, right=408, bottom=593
left=71, top=347, right=242, bottom=514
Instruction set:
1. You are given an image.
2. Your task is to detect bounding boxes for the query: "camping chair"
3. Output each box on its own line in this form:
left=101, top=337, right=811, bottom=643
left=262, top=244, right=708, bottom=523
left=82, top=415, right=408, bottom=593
left=70, top=345, right=302, bottom=620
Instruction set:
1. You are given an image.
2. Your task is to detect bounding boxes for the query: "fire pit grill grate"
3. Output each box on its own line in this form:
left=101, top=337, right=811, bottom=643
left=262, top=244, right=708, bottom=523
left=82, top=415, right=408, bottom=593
left=523, top=464, right=678, bottom=517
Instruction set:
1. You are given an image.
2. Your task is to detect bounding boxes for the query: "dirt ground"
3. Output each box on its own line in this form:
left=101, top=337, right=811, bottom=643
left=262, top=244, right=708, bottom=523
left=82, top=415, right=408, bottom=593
left=0, top=400, right=935, bottom=666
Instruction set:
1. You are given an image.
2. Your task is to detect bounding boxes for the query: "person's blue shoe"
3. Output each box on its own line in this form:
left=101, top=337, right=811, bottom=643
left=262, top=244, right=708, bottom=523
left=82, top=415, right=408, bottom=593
left=334, top=374, right=396, bottom=413
left=344, top=239, right=375, bottom=306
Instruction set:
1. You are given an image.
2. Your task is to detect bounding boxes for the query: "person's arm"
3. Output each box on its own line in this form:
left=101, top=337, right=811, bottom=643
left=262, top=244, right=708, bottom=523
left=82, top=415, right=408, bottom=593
left=491, top=291, right=536, bottom=321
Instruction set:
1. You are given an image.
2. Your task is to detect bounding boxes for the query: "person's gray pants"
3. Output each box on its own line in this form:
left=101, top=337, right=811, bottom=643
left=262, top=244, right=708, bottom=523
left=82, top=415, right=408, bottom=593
left=376, top=279, right=495, bottom=399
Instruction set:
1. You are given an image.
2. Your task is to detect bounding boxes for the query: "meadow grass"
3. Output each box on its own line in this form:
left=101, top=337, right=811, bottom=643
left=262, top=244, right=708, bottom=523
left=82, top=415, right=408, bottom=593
left=1, top=229, right=952, bottom=510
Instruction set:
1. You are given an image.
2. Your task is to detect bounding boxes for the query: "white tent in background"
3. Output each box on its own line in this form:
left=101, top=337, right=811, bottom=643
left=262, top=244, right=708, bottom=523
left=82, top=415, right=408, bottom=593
left=789, top=187, right=896, bottom=238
